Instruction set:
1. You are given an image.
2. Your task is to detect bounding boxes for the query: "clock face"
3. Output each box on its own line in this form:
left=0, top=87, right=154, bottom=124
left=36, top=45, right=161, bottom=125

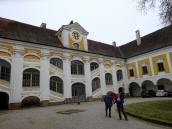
left=71, top=30, right=81, bottom=41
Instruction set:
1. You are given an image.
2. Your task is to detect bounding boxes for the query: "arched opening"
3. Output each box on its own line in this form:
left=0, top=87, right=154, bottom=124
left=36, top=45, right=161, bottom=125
left=105, top=73, right=113, bottom=85
left=50, top=58, right=63, bottom=69
left=142, top=80, right=157, bottom=91
left=142, top=80, right=157, bottom=97
left=129, top=82, right=141, bottom=96
left=71, top=60, right=84, bottom=75
left=22, top=96, right=40, bottom=107
left=0, top=92, right=9, bottom=110
left=157, top=78, right=172, bottom=92
left=92, top=77, right=100, bottom=92
left=72, top=83, right=86, bottom=102
left=50, top=76, right=63, bottom=94
left=118, top=87, right=125, bottom=93
left=22, top=68, right=40, bottom=87
left=90, top=62, right=99, bottom=71
left=0, top=59, right=11, bottom=82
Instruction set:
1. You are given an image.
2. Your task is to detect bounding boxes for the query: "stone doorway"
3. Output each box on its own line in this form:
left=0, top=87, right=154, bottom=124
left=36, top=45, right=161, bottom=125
left=72, top=83, right=86, bottom=103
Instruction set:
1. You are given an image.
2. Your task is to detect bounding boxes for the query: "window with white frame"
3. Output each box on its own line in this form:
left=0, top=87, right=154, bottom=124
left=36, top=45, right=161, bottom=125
left=129, top=69, right=134, bottom=77
left=0, top=59, right=11, bottom=82
left=116, top=69, right=123, bottom=81
left=142, top=63, right=148, bottom=75
left=92, top=77, right=100, bottom=92
left=50, top=58, right=63, bottom=69
left=50, top=76, right=63, bottom=94
left=71, top=60, right=84, bottom=75
left=73, top=43, right=79, bottom=49
left=105, top=73, right=113, bottom=85
left=90, top=62, right=99, bottom=71
left=22, top=68, right=40, bottom=87
left=156, top=59, right=165, bottom=72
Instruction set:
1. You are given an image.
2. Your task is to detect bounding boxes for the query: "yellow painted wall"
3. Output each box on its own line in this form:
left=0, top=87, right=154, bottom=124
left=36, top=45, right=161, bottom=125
left=69, top=34, right=85, bottom=51
left=24, top=55, right=40, bottom=62
left=152, top=54, right=170, bottom=75
left=138, top=58, right=152, bottom=77
left=104, top=60, right=112, bottom=69
left=127, top=62, right=138, bottom=79
left=24, top=48, right=41, bottom=57
left=0, top=44, right=13, bottom=57
left=170, top=52, right=172, bottom=65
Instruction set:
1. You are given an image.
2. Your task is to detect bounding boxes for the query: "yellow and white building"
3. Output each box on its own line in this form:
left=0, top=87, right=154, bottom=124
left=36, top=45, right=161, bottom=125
left=0, top=17, right=171, bottom=109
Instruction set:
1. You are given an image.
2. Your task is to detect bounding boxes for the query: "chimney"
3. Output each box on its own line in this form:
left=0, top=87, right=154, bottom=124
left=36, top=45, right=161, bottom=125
left=136, top=30, right=141, bottom=46
left=40, top=23, right=47, bottom=29
left=112, top=41, right=116, bottom=47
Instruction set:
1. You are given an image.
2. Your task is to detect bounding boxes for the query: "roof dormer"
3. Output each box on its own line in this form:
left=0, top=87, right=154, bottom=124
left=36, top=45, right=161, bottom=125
left=56, top=21, right=89, bottom=51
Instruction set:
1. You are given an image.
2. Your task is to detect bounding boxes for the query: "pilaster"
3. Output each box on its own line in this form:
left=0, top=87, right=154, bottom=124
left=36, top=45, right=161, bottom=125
left=84, top=57, right=92, bottom=97
left=40, top=50, right=50, bottom=103
left=112, top=61, right=118, bottom=93
left=10, top=46, right=24, bottom=106
left=63, top=53, right=72, bottom=98
left=99, top=58, right=106, bottom=95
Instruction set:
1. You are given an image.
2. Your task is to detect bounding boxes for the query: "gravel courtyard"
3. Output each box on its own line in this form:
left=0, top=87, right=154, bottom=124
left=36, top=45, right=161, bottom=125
left=0, top=97, right=171, bottom=129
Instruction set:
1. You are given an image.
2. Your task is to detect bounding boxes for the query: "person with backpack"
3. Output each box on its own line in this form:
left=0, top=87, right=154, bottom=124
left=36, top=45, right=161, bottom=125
left=104, top=93, right=113, bottom=118
left=114, top=92, right=128, bottom=120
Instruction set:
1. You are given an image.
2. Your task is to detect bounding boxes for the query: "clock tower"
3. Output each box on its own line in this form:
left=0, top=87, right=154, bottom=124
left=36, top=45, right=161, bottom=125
left=56, top=22, right=89, bottom=51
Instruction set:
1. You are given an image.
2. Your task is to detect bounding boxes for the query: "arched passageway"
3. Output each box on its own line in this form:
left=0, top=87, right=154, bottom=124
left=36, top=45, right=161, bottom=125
left=118, top=87, right=125, bottom=93
left=72, top=83, right=86, bottom=102
left=142, top=80, right=157, bottom=91
left=0, top=92, right=9, bottom=110
left=157, top=78, right=172, bottom=92
left=129, top=82, right=141, bottom=96
left=22, top=96, right=40, bottom=107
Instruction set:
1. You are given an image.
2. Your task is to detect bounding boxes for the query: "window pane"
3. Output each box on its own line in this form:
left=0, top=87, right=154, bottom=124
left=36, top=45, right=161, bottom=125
left=129, top=69, right=134, bottom=77
left=157, top=63, right=164, bottom=72
left=142, top=66, right=148, bottom=75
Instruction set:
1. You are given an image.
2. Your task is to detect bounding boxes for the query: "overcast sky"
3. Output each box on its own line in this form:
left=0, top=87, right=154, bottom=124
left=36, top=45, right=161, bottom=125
left=0, top=0, right=163, bottom=46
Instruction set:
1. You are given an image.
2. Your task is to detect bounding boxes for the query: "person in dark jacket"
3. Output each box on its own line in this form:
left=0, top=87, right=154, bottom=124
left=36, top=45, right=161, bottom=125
left=104, top=93, right=113, bottom=117
left=114, top=92, right=128, bottom=120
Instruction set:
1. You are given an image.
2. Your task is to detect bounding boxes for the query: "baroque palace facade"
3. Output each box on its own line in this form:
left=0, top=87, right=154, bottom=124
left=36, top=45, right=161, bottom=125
left=0, top=17, right=172, bottom=109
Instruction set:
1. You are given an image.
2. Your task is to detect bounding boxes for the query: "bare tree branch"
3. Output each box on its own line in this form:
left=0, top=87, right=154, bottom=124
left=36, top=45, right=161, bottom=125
left=137, top=0, right=172, bottom=25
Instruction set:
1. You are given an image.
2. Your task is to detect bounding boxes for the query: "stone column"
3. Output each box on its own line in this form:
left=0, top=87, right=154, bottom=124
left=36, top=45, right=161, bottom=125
left=40, top=50, right=50, bottom=106
left=9, top=47, right=24, bottom=109
left=99, top=59, right=106, bottom=96
left=112, top=61, right=118, bottom=93
left=84, top=57, right=92, bottom=101
left=63, top=53, right=72, bottom=103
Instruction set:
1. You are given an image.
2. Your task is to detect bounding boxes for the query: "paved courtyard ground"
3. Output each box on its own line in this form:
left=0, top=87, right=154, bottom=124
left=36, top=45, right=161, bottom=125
left=0, top=97, right=172, bottom=129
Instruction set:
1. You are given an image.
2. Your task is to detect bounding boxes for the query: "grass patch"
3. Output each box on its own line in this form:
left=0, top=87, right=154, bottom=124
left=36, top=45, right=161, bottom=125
left=125, top=100, right=172, bottom=126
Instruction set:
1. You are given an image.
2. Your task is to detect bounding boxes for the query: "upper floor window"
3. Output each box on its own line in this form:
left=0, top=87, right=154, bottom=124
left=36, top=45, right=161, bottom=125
left=157, top=62, right=165, bottom=72
left=92, top=77, right=100, bottom=92
left=0, top=59, right=11, bottom=82
left=142, top=66, right=148, bottom=75
left=116, top=70, right=123, bottom=81
left=23, top=68, right=40, bottom=87
left=129, top=69, right=134, bottom=77
left=105, top=73, right=113, bottom=85
left=71, top=60, right=84, bottom=75
left=50, top=76, right=63, bottom=94
left=50, top=58, right=63, bottom=69
left=73, top=43, right=79, bottom=49
left=90, top=62, right=99, bottom=71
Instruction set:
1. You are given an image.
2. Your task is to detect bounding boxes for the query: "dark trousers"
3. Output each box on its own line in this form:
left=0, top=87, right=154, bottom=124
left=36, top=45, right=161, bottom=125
left=117, top=106, right=128, bottom=120
left=105, top=106, right=111, bottom=117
